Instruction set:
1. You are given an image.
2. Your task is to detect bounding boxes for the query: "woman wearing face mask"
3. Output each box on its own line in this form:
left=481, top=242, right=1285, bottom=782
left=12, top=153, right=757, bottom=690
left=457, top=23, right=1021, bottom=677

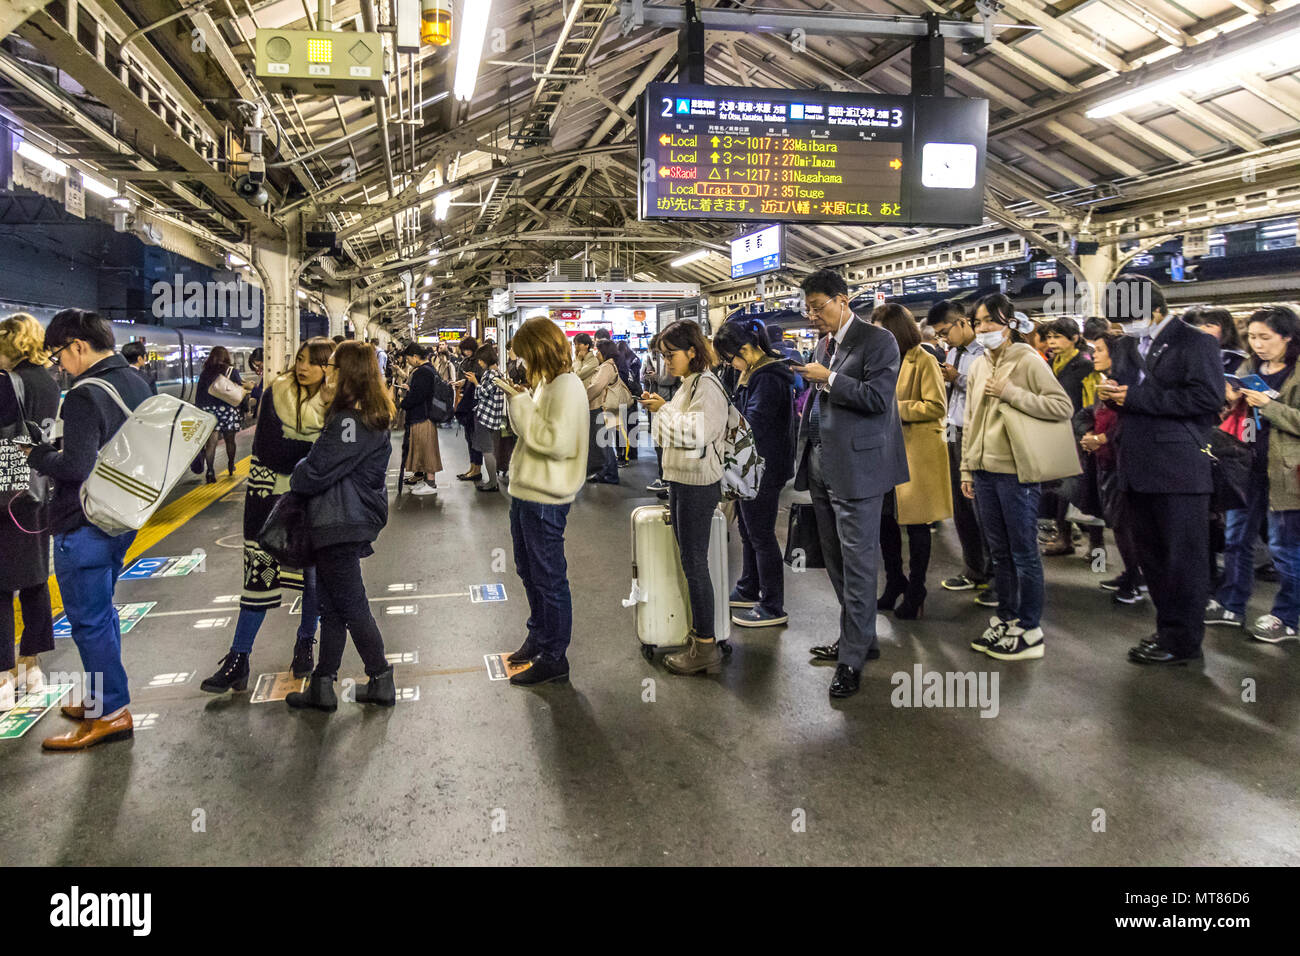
left=200, top=338, right=333, bottom=693
left=1204, top=305, right=1300, bottom=643
left=712, top=318, right=796, bottom=628
left=640, top=320, right=730, bottom=676
left=961, top=293, right=1074, bottom=661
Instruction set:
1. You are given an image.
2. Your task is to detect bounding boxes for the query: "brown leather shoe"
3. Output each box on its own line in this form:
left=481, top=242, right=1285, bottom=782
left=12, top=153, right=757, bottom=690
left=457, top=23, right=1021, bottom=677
left=42, top=710, right=133, bottom=751
left=60, top=705, right=85, bottom=720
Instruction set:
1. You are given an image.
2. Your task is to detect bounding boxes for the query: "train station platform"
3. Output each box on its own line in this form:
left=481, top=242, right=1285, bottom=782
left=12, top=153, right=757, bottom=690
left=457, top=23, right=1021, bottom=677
left=2, top=423, right=1297, bottom=867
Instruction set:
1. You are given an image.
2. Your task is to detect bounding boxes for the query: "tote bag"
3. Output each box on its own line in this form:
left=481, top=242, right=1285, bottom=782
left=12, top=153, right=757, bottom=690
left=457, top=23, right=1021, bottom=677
left=998, top=403, right=1083, bottom=484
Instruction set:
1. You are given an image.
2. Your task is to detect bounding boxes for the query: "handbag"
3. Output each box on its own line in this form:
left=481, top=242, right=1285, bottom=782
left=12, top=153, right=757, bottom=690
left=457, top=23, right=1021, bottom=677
left=602, top=375, right=633, bottom=413
left=1207, top=426, right=1252, bottom=512
left=257, top=491, right=314, bottom=568
left=208, top=370, right=244, bottom=406
left=998, top=403, right=1083, bottom=484
left=784, top=502, right=825, bottom=568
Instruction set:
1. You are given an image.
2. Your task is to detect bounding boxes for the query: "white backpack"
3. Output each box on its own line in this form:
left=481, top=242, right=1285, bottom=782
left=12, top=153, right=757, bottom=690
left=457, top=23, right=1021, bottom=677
left=694, top=374, right=765, bottom=501
left=72, top=378, right=216, bottom=535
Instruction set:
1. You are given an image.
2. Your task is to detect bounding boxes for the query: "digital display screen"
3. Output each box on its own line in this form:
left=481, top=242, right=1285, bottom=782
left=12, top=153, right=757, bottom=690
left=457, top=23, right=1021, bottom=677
left=639, top=83, right=988, bottom=228
left=730, top=225, right=783, bottom=279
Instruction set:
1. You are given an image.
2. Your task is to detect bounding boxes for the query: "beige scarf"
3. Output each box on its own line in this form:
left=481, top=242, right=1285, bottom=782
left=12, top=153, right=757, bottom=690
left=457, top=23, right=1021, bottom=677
left=271, top=373, right=328, bottom=441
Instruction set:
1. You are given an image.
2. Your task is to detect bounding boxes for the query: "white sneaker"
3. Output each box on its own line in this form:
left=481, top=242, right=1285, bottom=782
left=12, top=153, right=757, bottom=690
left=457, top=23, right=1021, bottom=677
left=1248, top=614, right=1299, bottom=643
left=16, top=656, right=44, bottom=693
left=971, top=616, right=1016, bottom=653
left=985, top=625, right=1045, bottom=661
left=0, top=672, right=15, bottom=711
left=1204, top=599, right=1242, bottom=627
left=410, top=481, right=438, bottom=497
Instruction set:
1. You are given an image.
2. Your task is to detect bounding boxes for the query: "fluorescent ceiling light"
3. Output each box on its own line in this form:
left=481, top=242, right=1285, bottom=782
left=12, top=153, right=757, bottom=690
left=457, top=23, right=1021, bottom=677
left=434, top=190, right=453, bottom=220
left=16, top=141, right=67, bottom=177
left=453, top=0, right=492, bottom=102
left=670, top=249, right=710, bottom=268
left=227, top=252, right=248, bottom=268
left=423, top=275, right=433, bottom=286
left=1086, top=29, right=1300, bottom=118
left=296, top=289, right=307, bottom=300
left=81, top=174, right=117, bottom=199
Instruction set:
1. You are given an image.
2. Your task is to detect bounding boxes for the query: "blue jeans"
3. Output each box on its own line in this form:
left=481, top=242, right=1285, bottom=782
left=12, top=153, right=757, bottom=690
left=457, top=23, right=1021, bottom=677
left=510, top=498, right=573, bottom=660
left=972, top=471, right=1044, bottom=629
left=231, top=566, right=320, bottom=655
left=53, top=523, right=136, bottom=715
left=1219, top=469, right=1300, bottom=626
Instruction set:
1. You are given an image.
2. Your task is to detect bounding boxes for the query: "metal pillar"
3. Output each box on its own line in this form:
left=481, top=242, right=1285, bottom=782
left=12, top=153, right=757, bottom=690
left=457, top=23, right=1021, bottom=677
left=911, top=12, right=945, bottom=97
left=678, top=0, right=706, bottom=85
left=255, top=220, right=301, bottom=377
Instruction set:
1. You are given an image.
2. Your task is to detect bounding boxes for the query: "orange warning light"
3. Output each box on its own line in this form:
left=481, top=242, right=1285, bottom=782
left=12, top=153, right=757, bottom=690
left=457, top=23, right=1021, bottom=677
left=889, top=158, right=902, bottom=170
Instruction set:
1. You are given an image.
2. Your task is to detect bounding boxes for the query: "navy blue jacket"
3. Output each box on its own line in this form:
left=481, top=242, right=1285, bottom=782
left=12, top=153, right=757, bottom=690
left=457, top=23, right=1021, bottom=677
left=1111, top=318, right=1225, bottom=495
left=733, top=359, right=796, bottom=486
left=290, top=410, right=391, bottom=548
left=29, top=354, right=153, bottom=535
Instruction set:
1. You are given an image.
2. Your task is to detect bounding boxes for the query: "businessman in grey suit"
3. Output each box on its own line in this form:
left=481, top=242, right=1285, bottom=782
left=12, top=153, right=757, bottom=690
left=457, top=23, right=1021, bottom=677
left=794, top=270, right=909, bottom=699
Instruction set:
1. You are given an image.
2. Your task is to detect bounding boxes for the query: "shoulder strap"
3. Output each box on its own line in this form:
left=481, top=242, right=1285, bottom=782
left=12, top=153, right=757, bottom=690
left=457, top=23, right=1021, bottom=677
left=5, top=369, right=25, bottom=415
left=71, top=376, right=133, bottom=416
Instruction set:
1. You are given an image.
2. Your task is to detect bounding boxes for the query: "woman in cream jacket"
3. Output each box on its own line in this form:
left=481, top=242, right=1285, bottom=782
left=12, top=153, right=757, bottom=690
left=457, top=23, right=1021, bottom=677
left=641, top=320, right=729, bottom=677
left=961, top=294, right=1073, bottom=662
left=502, top=317, right=591, bottom=685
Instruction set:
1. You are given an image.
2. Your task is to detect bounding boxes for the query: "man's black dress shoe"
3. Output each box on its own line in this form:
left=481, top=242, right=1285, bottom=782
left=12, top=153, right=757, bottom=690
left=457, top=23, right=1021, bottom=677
left=829, top=663, right=861, bottom=699
left=1128, top=643, right=1202, bottom=665
left=810, top=641, right=879, bottom=662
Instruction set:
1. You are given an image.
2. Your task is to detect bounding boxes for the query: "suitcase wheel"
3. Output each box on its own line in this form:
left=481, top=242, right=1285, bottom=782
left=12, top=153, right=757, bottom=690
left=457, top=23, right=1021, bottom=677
left=719, top=640, right=733, bottom=656
left=640, top=645, right=655, bottom=662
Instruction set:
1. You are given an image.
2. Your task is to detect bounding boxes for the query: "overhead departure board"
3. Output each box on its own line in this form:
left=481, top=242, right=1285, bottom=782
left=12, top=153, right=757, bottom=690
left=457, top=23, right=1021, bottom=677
left=638, top=83, right=988, bottom=228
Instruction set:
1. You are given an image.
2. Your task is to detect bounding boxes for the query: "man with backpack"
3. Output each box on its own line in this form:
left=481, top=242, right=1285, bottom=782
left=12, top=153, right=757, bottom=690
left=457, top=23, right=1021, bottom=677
left=23, top=309, right=152, bottom=751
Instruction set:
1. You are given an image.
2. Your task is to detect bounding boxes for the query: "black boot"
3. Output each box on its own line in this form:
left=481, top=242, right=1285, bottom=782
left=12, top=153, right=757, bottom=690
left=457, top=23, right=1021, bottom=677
left=355, top=665, right=396, bottom=706
left=895, top=580, right=928, bottom=620
left=290, top=637, right=315, bottom=679
left=507, top=638, right=538, bottom=664
left=200, top=652, right=249, bottom=693
left=286, top=674, right=337, bottom=712
left=877, top=575, right=908, bottom=611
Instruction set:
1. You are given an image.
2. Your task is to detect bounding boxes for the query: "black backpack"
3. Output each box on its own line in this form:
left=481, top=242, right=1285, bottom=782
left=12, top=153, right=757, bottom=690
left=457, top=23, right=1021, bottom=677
left=425, top=366, right=456, bottom=424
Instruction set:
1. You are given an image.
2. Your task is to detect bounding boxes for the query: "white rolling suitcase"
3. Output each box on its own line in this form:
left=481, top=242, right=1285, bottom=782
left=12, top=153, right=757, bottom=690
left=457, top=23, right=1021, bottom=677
left=623, top=504, right=731, bottom=661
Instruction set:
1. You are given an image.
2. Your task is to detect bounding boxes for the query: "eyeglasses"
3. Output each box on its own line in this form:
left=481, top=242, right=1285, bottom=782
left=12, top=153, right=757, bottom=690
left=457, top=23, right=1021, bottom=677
left=47, top=341, right=74, bottom=365
left=805, top=299, right=843, bottom=317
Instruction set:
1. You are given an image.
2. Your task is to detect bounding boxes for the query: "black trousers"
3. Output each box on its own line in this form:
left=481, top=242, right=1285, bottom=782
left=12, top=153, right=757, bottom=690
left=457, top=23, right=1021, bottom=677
left=1096, top=467, right=1142, bottom=584
left=668, top=480, right=720, bottom=639
left=0, top=582, right=55, bottom=670
left=313, top=542, right=388, bottom=679
left=880, top=510, right=931, bottom=590
left=1127, top=490, right=1212, bottom=655
left=947, top=431, right=990, bottom=582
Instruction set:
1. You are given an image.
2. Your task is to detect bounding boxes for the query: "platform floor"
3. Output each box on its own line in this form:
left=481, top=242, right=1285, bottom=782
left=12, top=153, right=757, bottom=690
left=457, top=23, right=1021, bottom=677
left=2, top=424, right=1298, bottom=866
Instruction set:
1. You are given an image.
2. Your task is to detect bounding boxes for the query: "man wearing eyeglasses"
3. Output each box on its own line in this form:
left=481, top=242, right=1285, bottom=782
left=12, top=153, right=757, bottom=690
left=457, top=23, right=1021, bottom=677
left=22, top=309, right=152, bottom=751
left=792, top=270, right=909, bottom=700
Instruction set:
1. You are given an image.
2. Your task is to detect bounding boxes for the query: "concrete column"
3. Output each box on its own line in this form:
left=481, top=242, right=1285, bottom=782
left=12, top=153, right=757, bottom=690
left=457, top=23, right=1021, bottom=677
left=322, top=291, right=350, bottom=339
left=1060, top=245, right=1123, bottom=319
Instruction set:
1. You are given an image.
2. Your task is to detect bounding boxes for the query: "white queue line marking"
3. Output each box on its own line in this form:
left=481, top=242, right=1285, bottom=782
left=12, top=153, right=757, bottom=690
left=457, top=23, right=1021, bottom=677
left=145, top=592, right=472, bottom=618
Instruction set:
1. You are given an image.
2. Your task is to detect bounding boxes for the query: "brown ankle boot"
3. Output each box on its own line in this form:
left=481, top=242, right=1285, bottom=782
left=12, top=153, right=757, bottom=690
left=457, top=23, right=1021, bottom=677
left=664, top=634, right=723, bottom=676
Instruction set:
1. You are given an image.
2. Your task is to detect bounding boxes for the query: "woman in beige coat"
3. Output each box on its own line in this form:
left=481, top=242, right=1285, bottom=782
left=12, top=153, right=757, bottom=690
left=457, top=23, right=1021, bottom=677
left=874, top=304, right=951, bottom=619
left=584, top=340, right=622, bottom=484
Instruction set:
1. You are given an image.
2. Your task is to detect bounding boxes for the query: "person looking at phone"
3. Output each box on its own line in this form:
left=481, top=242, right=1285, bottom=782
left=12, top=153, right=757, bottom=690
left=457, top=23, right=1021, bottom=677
left=469, top=343, right=505, bottom=493
left=1098, top=275, right=1225, bottom=665
left=640, top=320, right=730, bottom=677
left=1204, top=305, right=1300, bottom=643
left=926, top=299, right=994, bottom=600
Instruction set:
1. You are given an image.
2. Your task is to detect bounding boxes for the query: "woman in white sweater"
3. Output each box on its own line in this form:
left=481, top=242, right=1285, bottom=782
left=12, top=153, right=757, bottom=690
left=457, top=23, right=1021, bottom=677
left=640, top=320, right=730, bottom=676
left=501, top=317, right=591, bottom=686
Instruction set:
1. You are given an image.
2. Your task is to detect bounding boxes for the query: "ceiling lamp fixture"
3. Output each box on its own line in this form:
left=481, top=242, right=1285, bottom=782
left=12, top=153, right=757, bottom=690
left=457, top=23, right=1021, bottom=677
left=81, top=174, right=117, bottom=199
left=670, top=249, right=709, bottom=268
left=421, top=0, right=452, bottom=47
left=1086, top=29, right=1300, bottom=118
left=453, top=0, right=492, bottom=102
left=16, top=140, right=67, bottom=178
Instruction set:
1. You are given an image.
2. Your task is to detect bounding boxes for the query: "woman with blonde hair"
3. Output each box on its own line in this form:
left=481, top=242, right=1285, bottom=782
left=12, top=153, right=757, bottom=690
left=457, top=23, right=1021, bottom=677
left=0, top=314, right=59, bottom=708
left=501, top=316, right=590, bottom=685
left=200, top=337, right=333, bottom=694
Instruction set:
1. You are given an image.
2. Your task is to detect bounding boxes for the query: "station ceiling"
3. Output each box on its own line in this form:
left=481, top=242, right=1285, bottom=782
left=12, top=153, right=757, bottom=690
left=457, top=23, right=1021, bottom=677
left=2, top=0, right=1298, bottom=332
